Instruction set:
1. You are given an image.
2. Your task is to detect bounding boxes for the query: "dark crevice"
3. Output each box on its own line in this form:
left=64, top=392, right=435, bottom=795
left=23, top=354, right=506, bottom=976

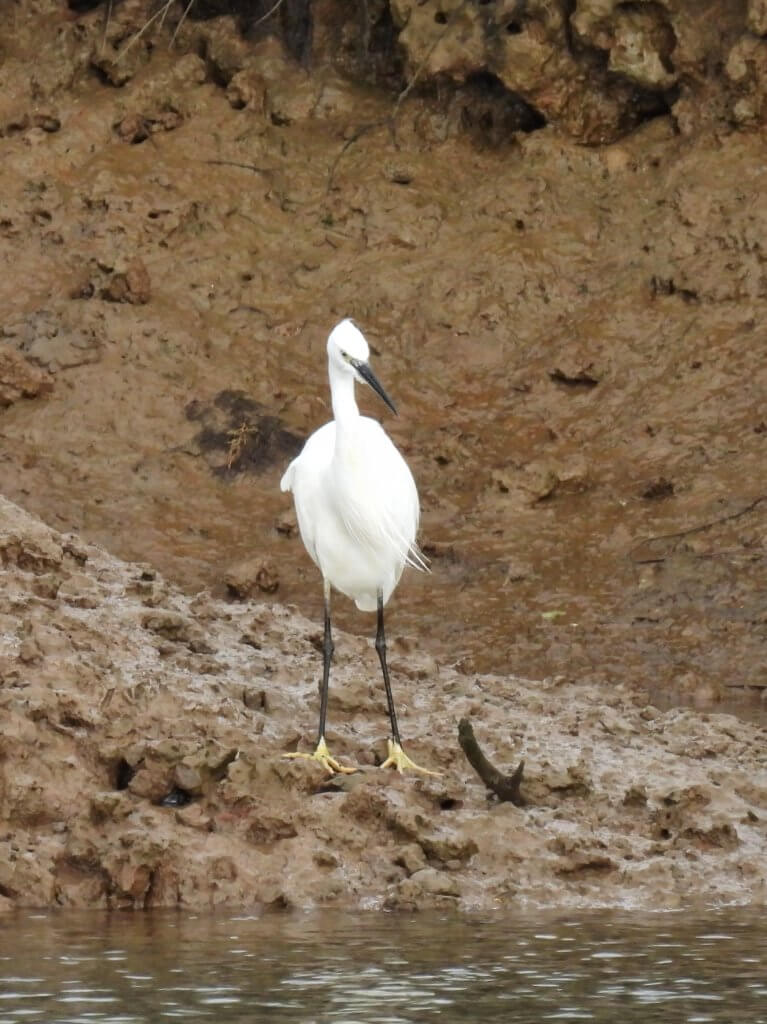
left=88, top=61, right=122, bottom=88
left=560, top=0, right=577, bottom=53
left=198, top=36, right=232, bottom=88
left=346, top=0, right=405, bottom=89
left=160, top=787, right=193, bottom=807
left=460, top=70, right=546, bottom=143
left=114, top=758, right=135, bottom=790
left=279, top=0, right=313, bottom=66
left=68, top=0, right=110, bottom=10
left=620, top=79, right=678, bottom=130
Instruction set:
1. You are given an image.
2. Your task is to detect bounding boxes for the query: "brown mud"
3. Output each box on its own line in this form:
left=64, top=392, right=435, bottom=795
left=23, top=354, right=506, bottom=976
left=2, top=494, right=766, bottom=911
left=1, top=1, right=766, bottom=910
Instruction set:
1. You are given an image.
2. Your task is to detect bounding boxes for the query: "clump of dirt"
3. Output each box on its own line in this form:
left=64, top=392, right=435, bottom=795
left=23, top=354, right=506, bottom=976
left=1, top=495, right=766, bottom=912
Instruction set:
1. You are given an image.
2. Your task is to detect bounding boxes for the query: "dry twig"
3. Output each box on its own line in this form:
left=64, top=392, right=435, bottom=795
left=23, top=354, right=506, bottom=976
left=226, top=421, right=255, bottom=469
left=630, top=495, right=766, bottom=564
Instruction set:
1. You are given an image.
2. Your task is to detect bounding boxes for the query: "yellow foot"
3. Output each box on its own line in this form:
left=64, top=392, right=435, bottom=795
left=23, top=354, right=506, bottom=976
left=380, top=739, right=441, bottom=777
left=282, top=737, right=358, bottom=775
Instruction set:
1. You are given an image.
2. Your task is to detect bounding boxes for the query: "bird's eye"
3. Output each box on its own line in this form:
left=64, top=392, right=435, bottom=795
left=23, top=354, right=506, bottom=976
left=340, top=350, right=349, bottom=360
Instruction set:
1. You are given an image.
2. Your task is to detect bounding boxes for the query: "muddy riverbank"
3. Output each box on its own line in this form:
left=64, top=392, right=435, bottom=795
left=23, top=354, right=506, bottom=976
left=2, top=495, right=766, bottom=911
left=0, top=1, right=766, bottom=909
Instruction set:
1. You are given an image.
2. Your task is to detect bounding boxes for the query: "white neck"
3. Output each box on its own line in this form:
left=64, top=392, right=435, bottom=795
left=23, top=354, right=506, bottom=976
left=329, top=363, right=359, bottom=433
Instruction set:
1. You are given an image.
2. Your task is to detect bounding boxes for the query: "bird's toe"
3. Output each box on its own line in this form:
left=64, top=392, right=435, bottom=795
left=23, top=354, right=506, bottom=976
left=380, top=738, right=441, bottom=777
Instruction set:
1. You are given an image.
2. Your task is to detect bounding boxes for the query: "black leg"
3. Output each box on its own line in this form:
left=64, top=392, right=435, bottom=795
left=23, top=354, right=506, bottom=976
left=317, top=579, right=333, bottom=745
left=375, top=589, right=402, bottom=746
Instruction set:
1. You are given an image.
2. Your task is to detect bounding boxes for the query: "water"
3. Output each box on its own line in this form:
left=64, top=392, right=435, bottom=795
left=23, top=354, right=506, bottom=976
left=1, top=908, right=765, bottom=1022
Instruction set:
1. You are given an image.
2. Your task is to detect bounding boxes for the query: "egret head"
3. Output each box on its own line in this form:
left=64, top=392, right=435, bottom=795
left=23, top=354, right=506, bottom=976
left=327, top=319, right=397, bottom=415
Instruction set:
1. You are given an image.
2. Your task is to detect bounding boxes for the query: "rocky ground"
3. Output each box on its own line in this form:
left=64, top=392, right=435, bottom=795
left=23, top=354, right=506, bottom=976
left=1, top=0, right=766, bottom=910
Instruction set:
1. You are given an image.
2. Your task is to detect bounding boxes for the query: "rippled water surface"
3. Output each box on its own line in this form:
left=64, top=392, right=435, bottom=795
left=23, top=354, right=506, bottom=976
left=1, top=908, right=765, bottom=1022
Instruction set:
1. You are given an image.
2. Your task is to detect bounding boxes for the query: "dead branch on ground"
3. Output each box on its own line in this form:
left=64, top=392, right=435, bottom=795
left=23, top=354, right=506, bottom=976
left=458, top=717, right=525, bottom=806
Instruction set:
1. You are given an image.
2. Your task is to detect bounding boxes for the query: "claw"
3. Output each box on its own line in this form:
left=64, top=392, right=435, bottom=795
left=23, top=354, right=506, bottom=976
left=380, top=739, right=441, bottom=776
left=282, top=736, right=358, bottom=775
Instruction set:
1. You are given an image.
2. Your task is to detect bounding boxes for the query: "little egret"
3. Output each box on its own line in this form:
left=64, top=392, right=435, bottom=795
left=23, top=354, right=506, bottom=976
left=280, top=319, right=437, bottom=776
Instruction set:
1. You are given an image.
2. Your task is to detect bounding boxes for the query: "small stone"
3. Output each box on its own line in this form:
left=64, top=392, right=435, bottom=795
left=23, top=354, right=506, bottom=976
left=105, top=258, right=151, bottom=305
left=0, top=346, right=54, bottom=408
left=402, top=867, right=460, bottom=898
left=115, top=114, right=149, bottom=144
left=175, top=804, right=212, bottom=832
left=394, top=843, right=428, bottom=875
left=385, top=164, right=414, bottom=185
left=174, top=763, right=203, bottom=795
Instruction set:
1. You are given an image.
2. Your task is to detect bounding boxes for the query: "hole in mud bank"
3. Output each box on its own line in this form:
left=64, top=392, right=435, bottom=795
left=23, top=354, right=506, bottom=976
left=460, top=71, right=546, bottom=142
left=548, top=367, right=600, bottom=389
left=439, top=797, right=461, bottom=811
left=278, top=0, right=313, bottom=65
left=212, top=0, right=313, bottom=66
left=649, top=273, right=698, bottom=302
left=641, top=477, right=675, bottom=500
left=114, top=758, right=135, bottom=790
left=434, top=11, right=448, bottom=24
left=67, top=0, right=105, bottom=10
left=59, top=712, right=93, bottom=730
left=627, top=84, right=678, bottom=129
left=90, top=62, right=125, bottom=89
left=352, top=1, right=405, bottom=88
left=160, top=787, right=193, bottom=807
left=505, top=20, right=522, bottom=34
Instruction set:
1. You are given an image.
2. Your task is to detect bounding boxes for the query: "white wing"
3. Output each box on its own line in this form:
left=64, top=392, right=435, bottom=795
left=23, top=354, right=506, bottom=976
left=281, top=417, right=427, bottom=609
left=331, top=417, right=428, bottom=574
left=280, top=422, right=336, bottom=570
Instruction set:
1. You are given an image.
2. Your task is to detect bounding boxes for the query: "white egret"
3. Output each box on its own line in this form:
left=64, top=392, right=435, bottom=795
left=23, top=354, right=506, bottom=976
left=280, top=319, right=437, bottom=776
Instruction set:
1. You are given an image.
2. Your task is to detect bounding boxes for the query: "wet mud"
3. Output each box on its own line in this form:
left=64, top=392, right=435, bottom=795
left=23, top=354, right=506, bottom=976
left=2, top=495, right=766, bottom=911
left=0, top=2, right=766, bottom=910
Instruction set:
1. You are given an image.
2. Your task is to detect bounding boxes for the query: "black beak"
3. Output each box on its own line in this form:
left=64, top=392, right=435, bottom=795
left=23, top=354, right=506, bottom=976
left=352, top=359, right=398, bottom=415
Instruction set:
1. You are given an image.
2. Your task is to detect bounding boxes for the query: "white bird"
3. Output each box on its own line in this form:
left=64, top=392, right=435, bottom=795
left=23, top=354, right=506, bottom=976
left=280, top=319, right=437, bottom=776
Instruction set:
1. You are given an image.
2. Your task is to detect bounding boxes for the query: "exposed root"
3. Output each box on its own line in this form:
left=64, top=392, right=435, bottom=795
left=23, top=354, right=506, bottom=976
left=458, top=717, right=525, bottom=806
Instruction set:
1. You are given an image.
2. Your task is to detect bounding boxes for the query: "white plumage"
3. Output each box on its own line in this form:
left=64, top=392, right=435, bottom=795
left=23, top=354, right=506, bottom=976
left=280, top=319, right=426, bottom=611
left=279, top=318, right=436, bottom=776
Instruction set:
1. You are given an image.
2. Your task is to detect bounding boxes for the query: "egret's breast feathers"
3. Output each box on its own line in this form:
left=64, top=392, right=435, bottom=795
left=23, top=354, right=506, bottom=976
left=331, top=418, right=427, bottom=573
